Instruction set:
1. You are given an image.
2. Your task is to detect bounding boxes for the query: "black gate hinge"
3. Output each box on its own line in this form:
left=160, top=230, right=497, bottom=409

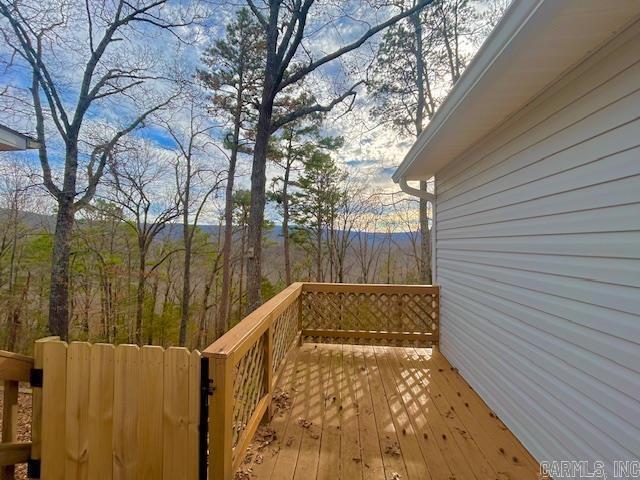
left=202, top=378, right=214, bottom=396
left=30, top=368, right=43, bottom=388
left=27, top=458, right=41, bottom=478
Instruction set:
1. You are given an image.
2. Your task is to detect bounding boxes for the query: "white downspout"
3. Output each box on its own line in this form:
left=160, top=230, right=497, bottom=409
left=397, top=177, right=437, bottom=283
left=398, top=177, right=434, bottom=203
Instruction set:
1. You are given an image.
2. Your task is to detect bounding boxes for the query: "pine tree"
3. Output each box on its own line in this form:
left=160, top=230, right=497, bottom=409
left=198, top=8, right=265, bottom=337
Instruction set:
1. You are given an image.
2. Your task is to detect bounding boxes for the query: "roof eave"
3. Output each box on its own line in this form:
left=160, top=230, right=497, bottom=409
left=0, top=124, right=40, bottom=151
left=393, top=0, right=640, bottom=183
left=392, top=0, right=544, bottom=184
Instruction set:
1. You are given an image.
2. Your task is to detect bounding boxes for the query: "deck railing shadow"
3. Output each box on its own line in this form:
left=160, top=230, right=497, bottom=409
left=203, top=282, right=439, bottom=480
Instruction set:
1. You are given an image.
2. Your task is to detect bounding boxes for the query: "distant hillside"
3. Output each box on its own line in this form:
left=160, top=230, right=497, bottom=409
left=2, top=209, right=420, bottom=248
left=160, top=223, right=420, bottom=248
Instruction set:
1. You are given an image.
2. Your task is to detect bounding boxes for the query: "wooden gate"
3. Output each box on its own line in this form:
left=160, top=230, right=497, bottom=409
left=33, top=339, right=202, bottom=480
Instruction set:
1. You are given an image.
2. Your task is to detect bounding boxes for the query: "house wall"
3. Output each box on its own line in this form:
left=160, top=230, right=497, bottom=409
left=434, top=21, right=640, bottom=473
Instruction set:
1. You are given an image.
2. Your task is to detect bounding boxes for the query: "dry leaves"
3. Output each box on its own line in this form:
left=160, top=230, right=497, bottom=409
left=272, top=390, right=292, bottom=412
left=384, top=442, right=401, bottom=457
left=254, top=426, right=277, bottom=450
left=297, top=417, right=312, bottom=429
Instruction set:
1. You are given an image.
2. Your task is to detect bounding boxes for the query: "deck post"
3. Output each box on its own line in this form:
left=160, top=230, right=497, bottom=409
left=208, top=355, right=233, bottom=480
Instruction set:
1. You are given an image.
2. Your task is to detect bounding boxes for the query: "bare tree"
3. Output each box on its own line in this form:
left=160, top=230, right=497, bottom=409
left=353, top=196, right=386, bottom=283
left=199, top=7, right=264, bottom=337
left=243, top=0, right=434, bottom=311
left=103, top=144, right=182, bottom=344
left=369, top=0, right=502, bottom=283
left=167, top=101, right=224, bottom=346
left=0, top=0, right=187, bottom=339
left=329, top=179, right=370, bottom=283
left=0, top=157, right=39, bottom=350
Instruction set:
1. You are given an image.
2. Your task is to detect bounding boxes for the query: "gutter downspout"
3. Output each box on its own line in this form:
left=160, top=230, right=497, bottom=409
left=397, top=177, right=437, bottom=284
left=398, top=177, right=434, bottom=203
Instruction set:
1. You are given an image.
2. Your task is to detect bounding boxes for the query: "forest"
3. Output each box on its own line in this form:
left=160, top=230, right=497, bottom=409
left=0, top=0, right=507, bottom=352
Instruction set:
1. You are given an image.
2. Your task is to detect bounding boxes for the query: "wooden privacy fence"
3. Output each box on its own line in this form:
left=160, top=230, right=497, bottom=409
left=33, top=339, right=202, bottom=480
left=0, top=349, right=33, bottom=480
left=204, top=282, right=440, bottom=480
left=13, top=283, right=438, bottom=480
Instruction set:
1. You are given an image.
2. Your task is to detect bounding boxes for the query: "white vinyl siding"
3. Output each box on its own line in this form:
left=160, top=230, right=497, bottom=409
left=434, top=22, right=640, bottom=475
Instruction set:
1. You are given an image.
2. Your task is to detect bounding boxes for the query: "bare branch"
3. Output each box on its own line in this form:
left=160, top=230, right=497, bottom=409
left=270, top=80, right=363, bottom=133
left=278, top=0, right=434, bottom=92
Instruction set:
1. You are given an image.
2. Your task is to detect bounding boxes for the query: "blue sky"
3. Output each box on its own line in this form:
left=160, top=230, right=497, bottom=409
left=0, top=0, right=501, bottom=227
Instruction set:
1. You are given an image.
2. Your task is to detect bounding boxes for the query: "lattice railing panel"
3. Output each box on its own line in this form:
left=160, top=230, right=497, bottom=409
left=271, top=301, right=299, bottom=374
left=301, top=288, right=438, bottom=346
left=231, top=335, right=266, bottom=447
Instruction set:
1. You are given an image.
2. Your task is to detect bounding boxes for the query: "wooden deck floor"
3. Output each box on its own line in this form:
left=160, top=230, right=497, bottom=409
left=239, top=343, right=540, bottom=480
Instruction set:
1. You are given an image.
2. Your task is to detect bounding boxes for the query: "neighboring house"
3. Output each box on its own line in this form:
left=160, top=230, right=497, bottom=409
left=0, top=124, right=39, bottom=151
left=393, top=0, right=640, bottom=474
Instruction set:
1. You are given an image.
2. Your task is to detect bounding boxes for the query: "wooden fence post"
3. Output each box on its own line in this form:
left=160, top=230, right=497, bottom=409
left=1, top=379, right=19, bottom=480
left=41, top=340, right=67, bottom=480
left=208, top=356, right=233, bottom=480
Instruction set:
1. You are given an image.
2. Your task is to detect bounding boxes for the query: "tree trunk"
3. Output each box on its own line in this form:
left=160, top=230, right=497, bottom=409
left=246, top=12, right=279, bottom=312
left=160, top=278, right=171, bottom=347
left=147, top=276, right=159, bottom=345
left=180, top=234, right=191, bottom=346
left=217, top=102, right=242, bottom=338
left=238, top=225, right=246, bottom=322
left=82, top=276, right=90, bottom=335
left=48, top=195, right=75, bottom=340
left=135, top=248, right=146, bottom=345
left=315, top=226, right=322, bottom=282
left=197, top=260, right=217, bottom=348
left=282, top=162, right=292, bottom=285
left=179, top=150, right=193, bottom=346
left=246, top=96, right=274, bottom=311
left=411, top=10, right=431, bottom=285
left=419, top=182, right=431, bottom=283
left=7, top=272, right=30, bottom=351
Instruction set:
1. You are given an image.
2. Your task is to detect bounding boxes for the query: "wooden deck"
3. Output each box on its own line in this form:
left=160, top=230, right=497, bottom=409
left=239, top=343, right=539, bottom=480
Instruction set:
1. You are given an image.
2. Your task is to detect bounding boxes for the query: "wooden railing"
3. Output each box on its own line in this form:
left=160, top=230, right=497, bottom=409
left=301, top=283, right=439, bottom=345
left=203, top=282, right=303, bottom=479
left=0, top=349, right=33, bottom=479
left=204, top=282, right=439, bottom=480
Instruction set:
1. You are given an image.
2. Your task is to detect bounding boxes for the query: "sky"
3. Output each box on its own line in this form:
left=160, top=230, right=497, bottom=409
left=0, top=0, right=507, bottom=229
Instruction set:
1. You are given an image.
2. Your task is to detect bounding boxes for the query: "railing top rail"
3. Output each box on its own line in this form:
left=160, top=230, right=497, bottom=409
left=0, top=349, right=34, bottom=383
left=203, top=282, right=303, bottom=361
left=302, top=283, right=439, bottom=294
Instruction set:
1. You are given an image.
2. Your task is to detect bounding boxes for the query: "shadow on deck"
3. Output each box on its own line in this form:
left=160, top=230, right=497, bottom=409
left=239, top=343, right=539, bottom=480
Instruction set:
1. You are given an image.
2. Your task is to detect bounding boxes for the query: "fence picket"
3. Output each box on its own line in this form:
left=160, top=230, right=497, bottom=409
left=35, top=340, right=205, bottom=479
left=88, top=343, right=115, bottom=480
left=187, top=350, right=201, bottom=480
left=113, top=345, right=140, bottom=479
left=139, top=346, right=164, bottom=478
left=41, top=341, right=67, bottom=480
left=65, top=342, right=91, bottom=479
left=162, top=347, right=190, bottom=479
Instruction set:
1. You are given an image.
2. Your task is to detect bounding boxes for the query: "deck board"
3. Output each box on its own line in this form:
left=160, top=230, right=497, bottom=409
left=239, top=343, right=540, bottom=480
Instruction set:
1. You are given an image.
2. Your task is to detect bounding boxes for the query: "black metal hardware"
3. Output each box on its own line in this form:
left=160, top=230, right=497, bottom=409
left=27, top=459, right=41, bottom=478
left=30, top=368, right=43, bottom=388
left=199, top=357, right=212, bottom=480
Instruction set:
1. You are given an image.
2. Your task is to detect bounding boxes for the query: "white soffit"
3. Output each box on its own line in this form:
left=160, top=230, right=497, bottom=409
left=0, top=124, right=39, bottom=151
left=393, top=0, right=640, bottom=182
